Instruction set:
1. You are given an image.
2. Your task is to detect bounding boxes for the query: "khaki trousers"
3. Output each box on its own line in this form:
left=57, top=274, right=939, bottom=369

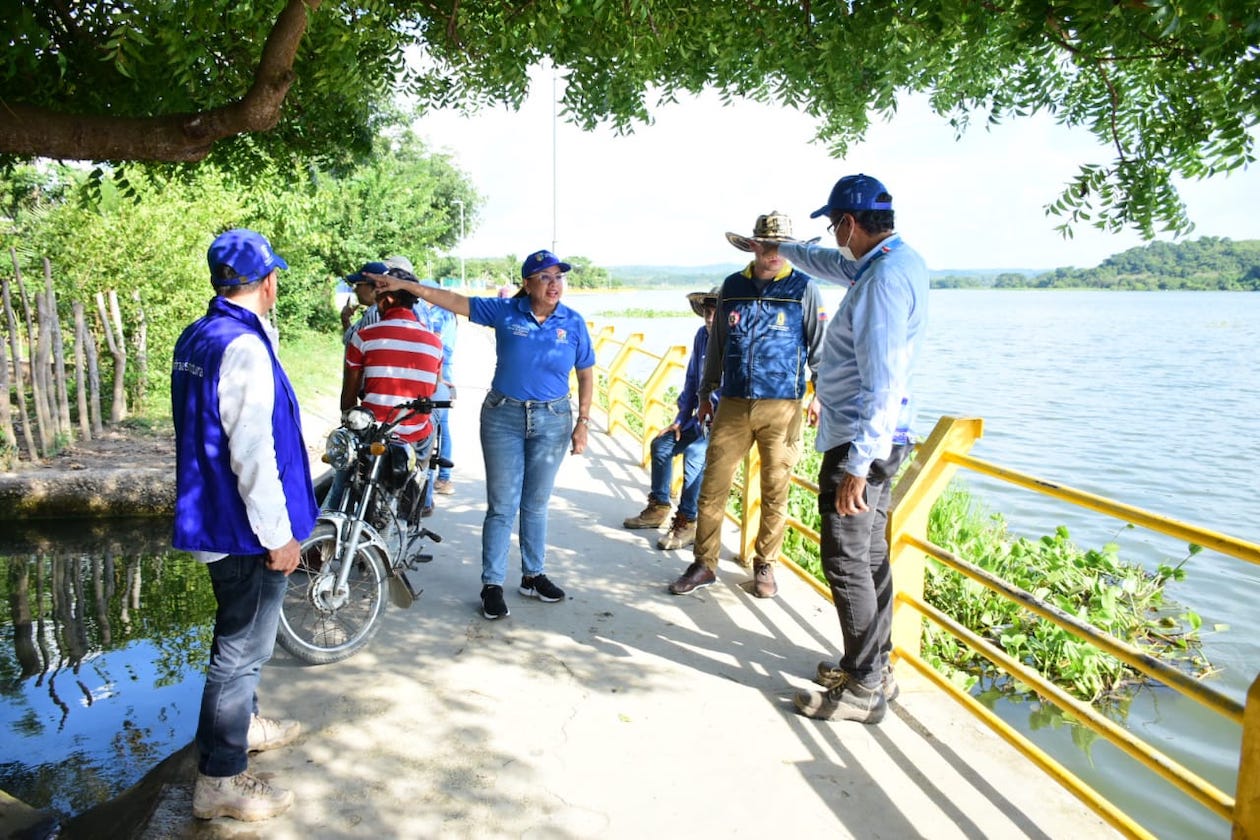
left=692, top=397, right=804, bottom=570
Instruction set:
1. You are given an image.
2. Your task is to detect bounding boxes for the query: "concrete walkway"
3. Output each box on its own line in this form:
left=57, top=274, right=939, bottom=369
left=150, top=322, right=1116, bottom=838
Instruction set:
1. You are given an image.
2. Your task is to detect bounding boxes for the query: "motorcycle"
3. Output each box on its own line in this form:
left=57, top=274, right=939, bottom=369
left=277, top=397, right=452, bottom=664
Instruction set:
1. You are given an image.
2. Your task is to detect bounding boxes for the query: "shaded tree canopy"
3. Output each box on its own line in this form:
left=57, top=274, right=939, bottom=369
left=2, top=1, right=1257, bottom=240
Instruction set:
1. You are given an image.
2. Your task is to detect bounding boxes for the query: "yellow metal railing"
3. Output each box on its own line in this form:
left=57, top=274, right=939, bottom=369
left=588, top=324, right=687, bottom=465
left=588, top=326, right=1259, bottom=840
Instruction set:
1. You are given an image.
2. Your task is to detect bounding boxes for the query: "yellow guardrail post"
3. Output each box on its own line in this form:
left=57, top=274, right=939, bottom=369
left=636, top=346, right=688, bottom=465
left=604, top=333, right=644, bottom=439
left=1237, top=673, right=1260, bottom=838
left=887, top=416, right=983, bottom=664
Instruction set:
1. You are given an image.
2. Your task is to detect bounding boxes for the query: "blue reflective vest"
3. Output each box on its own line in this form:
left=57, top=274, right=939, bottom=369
left=171, top=297, right=317, bottom=554
left=718, top=269, right=812, bottom=400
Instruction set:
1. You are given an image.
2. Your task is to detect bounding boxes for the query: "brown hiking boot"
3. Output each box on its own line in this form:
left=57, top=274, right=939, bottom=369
left=193, top=770, right=295, bottom=821
left=794, top=672, right=887, bottom=724
left=816, top=662, right=899, bottom=702
left=657, top=513, right=697, bottom=550
left=668, top=561, right=716, bottom=595
left=751, top=561, right=777, bottom=598
left=623, top=500, right=671, bottom=529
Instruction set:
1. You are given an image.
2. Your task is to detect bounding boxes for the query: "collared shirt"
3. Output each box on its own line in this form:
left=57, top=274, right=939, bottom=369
left=343, top=304, right=381, bottom=345
left=413, top=301, right=458, bottom=382
left=467, top=296, right=595, bottom=401
left=780, top=234, right=930, bottom=477
left=346, top=307, right=443, bottom=443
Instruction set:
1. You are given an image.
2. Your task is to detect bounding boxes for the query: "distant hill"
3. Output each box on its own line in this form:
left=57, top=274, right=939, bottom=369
left=933, top=237, right=1260, bottom=290
left=609, top=264, right=742, bottom=286
left=610, top=237, right=1260, bottom=291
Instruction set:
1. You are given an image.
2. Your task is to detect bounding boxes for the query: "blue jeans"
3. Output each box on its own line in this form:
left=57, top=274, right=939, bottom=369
left=196, top=553, right=287, bottom=777
left=817, top=443, right=910, bottom=687
left=422, top=381, right=453, bottom=511
left=648, top=426, right=708, bottom=520
left=479, top=390, right=572, bottom=586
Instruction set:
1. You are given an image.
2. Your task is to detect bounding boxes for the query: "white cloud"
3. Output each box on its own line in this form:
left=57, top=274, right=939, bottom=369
left=417, top=74, right=1260, bottom=272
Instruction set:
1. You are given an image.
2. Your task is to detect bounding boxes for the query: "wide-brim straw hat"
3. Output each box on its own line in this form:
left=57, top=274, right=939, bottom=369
left=686, top=285, right=721, bottom=317
left=725, top=210, right=798, bottom=252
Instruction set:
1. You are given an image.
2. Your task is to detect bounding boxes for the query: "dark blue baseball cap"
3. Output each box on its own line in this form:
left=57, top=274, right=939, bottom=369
left=345, top=261, right=389, bottom=285
left=521, top=249, right=571, bottom=280
left=809, top=174, right=894, bottom=219
left=207, top=228, right=288, bottom=286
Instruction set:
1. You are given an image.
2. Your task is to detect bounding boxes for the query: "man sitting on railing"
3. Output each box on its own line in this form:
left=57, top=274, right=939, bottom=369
left=668, top=211, right=826, bottom=599
left=623, top=286, right=720, bottom=550
left=761, top=174, right=930, bottom=725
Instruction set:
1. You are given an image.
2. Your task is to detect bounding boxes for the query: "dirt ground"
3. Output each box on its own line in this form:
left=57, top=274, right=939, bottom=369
left=13, top=421, right=177, bottom=473
left=0, top=422, right=177, bottom=520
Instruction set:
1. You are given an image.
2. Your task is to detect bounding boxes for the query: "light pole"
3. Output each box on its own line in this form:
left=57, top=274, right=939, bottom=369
left=452, top=199, right=465, bottom=288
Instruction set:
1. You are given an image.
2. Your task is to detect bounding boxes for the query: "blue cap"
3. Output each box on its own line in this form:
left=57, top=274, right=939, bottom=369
left=809, top=174, right=893, bottom=219
left=521, top=249, right=571, bottom=280
left=345, top=261, right=389, bottom=285
left=207, top=228, right=288, bottom=285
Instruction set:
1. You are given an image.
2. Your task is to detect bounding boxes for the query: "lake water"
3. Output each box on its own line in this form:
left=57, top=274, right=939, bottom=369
left=572, top=286, right=1260, bottom=838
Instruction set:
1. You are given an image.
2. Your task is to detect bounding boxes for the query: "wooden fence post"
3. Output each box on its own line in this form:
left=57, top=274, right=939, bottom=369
left=2, top=271, right=38, bottom=461
left=131, top=288, right=147, bottom=413
left=44, top=260, right=72, bottom=443
left=12, top=254, right=51, bottom=451
left=71, top=302, right=92, bottom=441
left=95, top=290, right=127, bottom=423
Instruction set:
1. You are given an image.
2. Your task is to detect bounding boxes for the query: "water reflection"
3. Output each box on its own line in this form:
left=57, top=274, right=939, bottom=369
left=0, top=519, right=212, bottom=820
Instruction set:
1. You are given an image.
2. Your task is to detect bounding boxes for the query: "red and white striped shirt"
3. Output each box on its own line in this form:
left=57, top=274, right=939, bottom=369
left=345, top=308, right=443, bottom=443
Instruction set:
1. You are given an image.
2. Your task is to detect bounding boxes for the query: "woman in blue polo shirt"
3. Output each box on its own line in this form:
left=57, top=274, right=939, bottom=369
left=370, top=250, right=595, bottom=620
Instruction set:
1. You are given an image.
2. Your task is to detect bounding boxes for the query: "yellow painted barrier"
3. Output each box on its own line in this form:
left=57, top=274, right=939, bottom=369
left=590, top=325, right=1260, bottom=839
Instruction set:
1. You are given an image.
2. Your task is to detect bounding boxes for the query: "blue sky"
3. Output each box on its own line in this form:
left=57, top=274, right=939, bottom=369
left=417, top=75, right=1259, bottom=272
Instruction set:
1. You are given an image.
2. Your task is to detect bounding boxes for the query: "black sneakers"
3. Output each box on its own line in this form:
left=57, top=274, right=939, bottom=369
left=519, top=574, right=565, bottom=602
left=480, top=584, right=509, bottom=619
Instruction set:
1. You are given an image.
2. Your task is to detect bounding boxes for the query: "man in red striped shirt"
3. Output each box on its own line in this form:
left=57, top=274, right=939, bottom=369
left=341, top=286, right=444, bottom=445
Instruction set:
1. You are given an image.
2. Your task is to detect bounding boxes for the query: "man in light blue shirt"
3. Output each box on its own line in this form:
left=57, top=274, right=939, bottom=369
left=754, top=174, right=929, bottom=725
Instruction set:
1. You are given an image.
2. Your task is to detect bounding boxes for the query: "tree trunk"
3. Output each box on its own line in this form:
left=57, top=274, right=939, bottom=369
left=34, top=290, right=57, bottom=450
left=45, top=260, right=72, bottom=444
left=0, top=336, right=15, bottom=453
left=13, top=255, right=50, bottom=451
left=72, top=302, right=91, bottom=441
left=83, top=315, right=103, bottom=437
left=95, top=291, right=127, bottom=424
left=2, top=271, right=38, bottom=461
left=130, top=289, right=147, bottom=413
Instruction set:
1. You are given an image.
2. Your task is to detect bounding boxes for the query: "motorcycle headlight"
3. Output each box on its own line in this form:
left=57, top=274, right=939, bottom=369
left=324, top=427, right=358, bottom=471
left=343, top=406, right=374, bottom=432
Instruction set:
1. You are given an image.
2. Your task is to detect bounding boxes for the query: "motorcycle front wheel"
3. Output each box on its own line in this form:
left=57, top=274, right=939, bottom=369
left=277, top=522, right=388, bottom=665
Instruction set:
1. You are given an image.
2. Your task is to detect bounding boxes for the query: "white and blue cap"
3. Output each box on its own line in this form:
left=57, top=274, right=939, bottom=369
left=207, top=228, right=288, bottom=286
left=810, top=174, right=893, bottom=219
left=521, top=249, right=571, bottom=279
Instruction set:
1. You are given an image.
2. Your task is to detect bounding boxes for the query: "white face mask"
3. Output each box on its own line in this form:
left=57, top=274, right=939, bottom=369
left=838, top=223, right=857, bottom=261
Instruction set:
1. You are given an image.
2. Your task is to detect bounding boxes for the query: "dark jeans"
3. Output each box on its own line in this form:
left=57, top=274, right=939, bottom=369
left=196, top=553, right=287, bottom=777
left=817, top=442, right=910, bottom=687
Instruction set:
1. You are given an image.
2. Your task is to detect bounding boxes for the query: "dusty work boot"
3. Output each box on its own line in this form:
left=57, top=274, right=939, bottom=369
left=623, top=499, right=672, bottom=529
left=247, top=715, right=301, bottom=753
left=817, top=662, right=899, bottom=702
left=193, top=770, right=295, bottom=822
left=668, top=561, right=716, bottom=595
left=657, top=513, right=697, bottom=550
left=794, top=672, right=887, bottom=724
left=751, top=561, right=778, bottom=598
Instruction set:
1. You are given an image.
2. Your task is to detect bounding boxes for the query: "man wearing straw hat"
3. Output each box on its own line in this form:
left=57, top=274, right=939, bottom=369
left=668, top=211, right=826, bottom=599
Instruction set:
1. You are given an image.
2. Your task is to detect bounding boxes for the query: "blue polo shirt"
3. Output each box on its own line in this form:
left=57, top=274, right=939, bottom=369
left=468, top=296, right=595, bottom=401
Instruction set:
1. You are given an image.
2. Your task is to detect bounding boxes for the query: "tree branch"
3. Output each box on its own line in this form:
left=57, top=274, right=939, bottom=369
left=0, top=0, right=321, bottom=162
